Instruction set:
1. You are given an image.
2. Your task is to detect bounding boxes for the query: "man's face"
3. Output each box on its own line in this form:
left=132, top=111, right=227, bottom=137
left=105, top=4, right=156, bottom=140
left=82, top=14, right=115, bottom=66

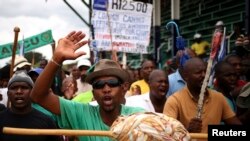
left=92, top=76, right=124, bottom=112
left=7, top=82, right=32, bottom=111
left=79, top=65, right=90, bottom=82
left=149, top=72, right=169, bottom=99
left=185, top=61, right=206, bottom=90
left=217, top=65, right=237, bottom=91
left=141, top=61, right=155, bottom=81
left=39, top=60, right=48, bottom=69
left=71, top=66, right=80, bottom=80
left=227, top=57, right=242, bottom=76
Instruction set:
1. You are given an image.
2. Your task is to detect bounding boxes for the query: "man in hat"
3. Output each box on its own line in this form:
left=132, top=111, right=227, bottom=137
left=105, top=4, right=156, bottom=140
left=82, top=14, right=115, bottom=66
left=0, top=71, right=60, bottom=141
left=191, top=33, right=210, bottom=59
left=28, top=67, right=44, bottom=82
left=13, top=55, right=31, bottom=72
left=31, top=31, right=144, bottom=141
left=75, top=59, right=92, bottom=94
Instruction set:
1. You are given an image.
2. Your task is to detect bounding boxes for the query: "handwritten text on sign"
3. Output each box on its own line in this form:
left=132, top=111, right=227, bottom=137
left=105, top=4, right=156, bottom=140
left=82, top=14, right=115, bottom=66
left=92, top=0, right=152, bottom=54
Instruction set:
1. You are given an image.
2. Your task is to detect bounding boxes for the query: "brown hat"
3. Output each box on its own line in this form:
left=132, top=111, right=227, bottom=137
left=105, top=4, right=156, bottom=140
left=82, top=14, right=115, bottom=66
left=236, top=82, right=250, bottom=108
left=85, top=59, right=127, bottom=84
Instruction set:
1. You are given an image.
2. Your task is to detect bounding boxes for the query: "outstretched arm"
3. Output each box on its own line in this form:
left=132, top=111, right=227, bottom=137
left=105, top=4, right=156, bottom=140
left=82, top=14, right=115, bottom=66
left=31, top=31, right=88, bottom=115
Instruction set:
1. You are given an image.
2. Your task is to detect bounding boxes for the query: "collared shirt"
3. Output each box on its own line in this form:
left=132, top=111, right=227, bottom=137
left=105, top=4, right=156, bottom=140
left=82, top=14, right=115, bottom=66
left=125, top=93, right=155, bottom=112
left=163, top=86, right=235, bottom=133
left=166, top=69, right=186, bottom=97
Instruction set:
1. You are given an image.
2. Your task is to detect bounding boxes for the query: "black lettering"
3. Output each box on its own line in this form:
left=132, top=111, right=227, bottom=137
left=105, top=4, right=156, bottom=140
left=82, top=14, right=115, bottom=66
left=119, top=0, right=122, bottom=9
left=121, top=0, right=127, bottom=10
left=112, top=0, right=119, bottom=10
left=142, top=3, right=147, bottom=13
left=136, top=3, right=142, bottom=12
left=129, top=1, right=135, bottom=11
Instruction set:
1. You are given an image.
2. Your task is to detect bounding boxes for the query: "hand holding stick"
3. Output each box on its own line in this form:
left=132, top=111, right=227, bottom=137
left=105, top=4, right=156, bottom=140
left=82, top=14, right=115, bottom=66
left=196, top=29, right=223, bottom=118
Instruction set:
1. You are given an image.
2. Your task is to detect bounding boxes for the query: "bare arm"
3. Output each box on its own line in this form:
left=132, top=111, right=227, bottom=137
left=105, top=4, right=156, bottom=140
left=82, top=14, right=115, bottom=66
left=224, top=116, right=242, bottom=125
left=30, top=31, right=88, bottom=115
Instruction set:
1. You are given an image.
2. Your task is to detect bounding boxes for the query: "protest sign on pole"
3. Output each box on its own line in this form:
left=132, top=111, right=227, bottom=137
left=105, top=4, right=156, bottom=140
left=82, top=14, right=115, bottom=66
left=0, top=30, right=53, bottom=59
left=92, top=0, right=153, bottom=54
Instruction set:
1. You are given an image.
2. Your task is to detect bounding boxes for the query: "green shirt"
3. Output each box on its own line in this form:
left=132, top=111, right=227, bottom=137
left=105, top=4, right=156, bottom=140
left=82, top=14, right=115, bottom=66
left=56, top=97, right=145, bottom=141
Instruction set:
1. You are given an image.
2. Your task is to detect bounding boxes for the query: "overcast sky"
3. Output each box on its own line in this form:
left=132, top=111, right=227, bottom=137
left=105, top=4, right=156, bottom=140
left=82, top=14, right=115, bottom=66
left=0, top=0, right=91, bottom=67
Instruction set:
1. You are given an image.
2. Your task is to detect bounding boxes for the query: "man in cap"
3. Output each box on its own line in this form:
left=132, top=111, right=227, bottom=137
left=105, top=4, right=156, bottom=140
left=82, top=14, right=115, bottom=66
left=28, top=67, right=44, bottom=82
left=0, top=71, right=60, bottom=141
left=191, top=33, right=210, bottom=59
left=215, top=20, right=224, bottom=31
left=31, top=31, right=144, bottom=141
left=76, top=59, right=92, bottom=94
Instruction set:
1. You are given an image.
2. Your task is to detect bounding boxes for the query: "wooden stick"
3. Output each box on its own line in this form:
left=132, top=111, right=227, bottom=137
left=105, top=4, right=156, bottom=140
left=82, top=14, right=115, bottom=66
left=189, top=133, right=208, bottom=139
left=3, top=127, right=208, bottom=139
left=10, top=27, right=20, bottom=77
left=3, top=127, right=114, bottom=138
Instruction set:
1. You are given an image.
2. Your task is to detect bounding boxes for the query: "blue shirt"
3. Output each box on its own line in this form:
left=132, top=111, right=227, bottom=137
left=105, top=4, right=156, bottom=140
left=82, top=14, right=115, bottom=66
left=166, top=69, right=186, bottom=97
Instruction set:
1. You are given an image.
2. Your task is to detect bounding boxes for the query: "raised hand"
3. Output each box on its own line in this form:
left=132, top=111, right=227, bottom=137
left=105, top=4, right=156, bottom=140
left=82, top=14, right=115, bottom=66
left=53, top=31, right=89, bottom=63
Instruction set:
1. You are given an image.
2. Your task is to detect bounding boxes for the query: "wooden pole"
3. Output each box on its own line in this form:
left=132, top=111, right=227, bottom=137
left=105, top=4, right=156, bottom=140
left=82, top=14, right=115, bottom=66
left=3, top=127, right=208, bottom=139
left=3, top=127, right=114, bottom=138
left=10, top=27, right=20, bottom=77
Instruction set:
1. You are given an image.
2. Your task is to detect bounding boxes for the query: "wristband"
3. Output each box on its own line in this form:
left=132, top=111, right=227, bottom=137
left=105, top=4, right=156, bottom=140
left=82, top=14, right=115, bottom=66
left=51, top=58, right=61, bottom=67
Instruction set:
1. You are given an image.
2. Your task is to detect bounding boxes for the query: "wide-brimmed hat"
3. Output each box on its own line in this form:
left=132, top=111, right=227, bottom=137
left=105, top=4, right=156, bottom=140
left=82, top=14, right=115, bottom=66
left=13, top=56, right=31, bottom=72
left=85, top=59, right=127, bottom=84
left=236, top=82, right=250, bottom=108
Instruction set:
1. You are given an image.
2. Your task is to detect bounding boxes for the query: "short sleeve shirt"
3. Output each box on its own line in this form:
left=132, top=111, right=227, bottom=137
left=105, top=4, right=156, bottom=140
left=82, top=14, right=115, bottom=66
left=56, top=97, right=145, bottom=141
left=163, top=86, right=235, bottom=133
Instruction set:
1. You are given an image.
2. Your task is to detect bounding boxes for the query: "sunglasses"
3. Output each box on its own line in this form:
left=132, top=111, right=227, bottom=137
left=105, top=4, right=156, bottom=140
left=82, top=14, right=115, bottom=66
left=92, top=79, right=121, bottom=89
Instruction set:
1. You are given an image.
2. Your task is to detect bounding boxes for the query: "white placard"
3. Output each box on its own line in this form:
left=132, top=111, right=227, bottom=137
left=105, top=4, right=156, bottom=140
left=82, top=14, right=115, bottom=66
left=92, top=0, right=152, bottom=54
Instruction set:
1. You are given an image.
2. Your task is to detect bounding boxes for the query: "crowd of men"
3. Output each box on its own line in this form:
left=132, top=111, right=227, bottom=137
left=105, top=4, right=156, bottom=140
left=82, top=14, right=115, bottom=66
left=0, top=22, right=250, bottom=141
